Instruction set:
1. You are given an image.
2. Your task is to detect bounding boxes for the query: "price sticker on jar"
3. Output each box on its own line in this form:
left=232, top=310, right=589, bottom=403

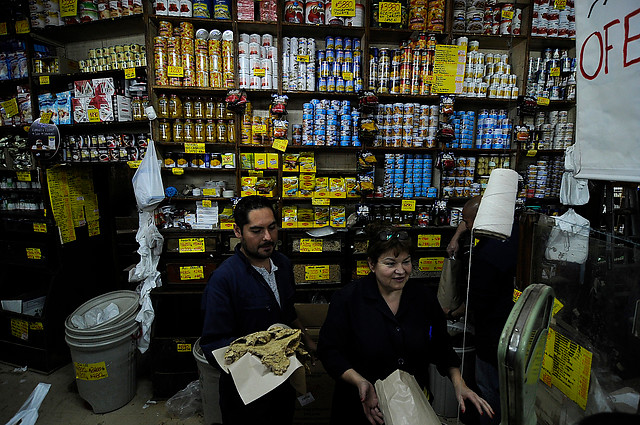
left=417, top=234, right=441, bottom=248
left=272, top=138, right=288, bottom=152
left=401, top=199, right=416, bottom=212
left=537, top=96, right=550, bottom=106
left=88, top=108, right=100, bottom=122
left=550, top=67, right=561, bottom=77
left=33, top=223, right=47, bottom=233
left=179, top=265, right=204, bottom=280
left=178, top=237, right=205, bottom=253
left=333, top=0, right=356, bottom=17
left=501, top=9, right=514, bottom=20
left=356, top=260, right=370, bottom=276
left=554, top=0, right=566, bottom=10
left=202, top=200, right=212, bottom=208
left=124, top=67, right=136, bottom=79
left=300, top=239, right=323, bottom=253
left=418, top=257, right=444, bottom=272
left=16, top=171, right=31, bottom=181
left=253, top=68, right=266, bottom=77
left=167, top=65, right=184, bottom=78
left=379, top=2, right=402, bottom=23
left=39, top=75, right=50, bottom=85
left=184, top=142, right=205, bottom=154
left=252, top=124, right=267, bottom=134
left=297, top=55, right=310, bottom=63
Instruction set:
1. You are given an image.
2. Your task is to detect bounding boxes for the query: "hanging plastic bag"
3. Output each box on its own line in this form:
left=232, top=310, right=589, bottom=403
left=132, top=138, right=164, bottom=211
left=437, top=258, right=462, bottom=313
left=544, top=208, right=590, bottom=264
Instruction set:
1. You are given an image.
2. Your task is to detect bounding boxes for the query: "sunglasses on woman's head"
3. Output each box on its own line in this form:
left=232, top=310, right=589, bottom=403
left=377, top=230, right=409, bottom=241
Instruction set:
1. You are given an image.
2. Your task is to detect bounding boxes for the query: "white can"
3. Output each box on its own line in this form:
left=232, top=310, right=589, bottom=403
left=249, top=76, right=261, bottom=89
left=239, top=33, right=250, bottom=43
left=262, top=33, right=273, bottom=47
left=238, top=41, right=248, bottom=55
left=249, top=33, right=261, bottom=44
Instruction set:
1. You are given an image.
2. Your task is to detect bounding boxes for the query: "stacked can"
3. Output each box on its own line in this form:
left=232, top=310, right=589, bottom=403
left=475, top=109, right=511, bottom=149
left=374, top=103, right=438, bottom=148
left=452, top=0, right=521, bottom=35
left=441, top=156, right=482, bottom=198
left=459, top=40, right=518, bottom=99
left=525, top=48, right=576, bottom=101
left=383, top=154, right=434, bottom=198
left=525, top=158, right=561, bottom=198
left=451, top=111, right=475, bottom=149
left=282, top=37, right=315, bottom=92
left=534, top=110, right=574, bottom=149
left=238, top=33, right=277, bottom=90
left=299, top=99, right=358, bottom=146
left=315, top=36, right=362, bottom=94
left=79, top=44, right=147, bottom=72
left=532, top=0, right=575, bottom=38
left=409, top=0, right=445, bottom=32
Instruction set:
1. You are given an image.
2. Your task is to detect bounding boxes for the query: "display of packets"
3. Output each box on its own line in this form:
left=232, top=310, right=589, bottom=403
left=297, top=99, right=360, bottom=147
left=383, top=154, right=436, bottom=198
left=238, top=33, right=278, bottom=90
left=314, top=35, right=363, bottom=94
left=526, top=48, right=576, bottom=101
left=374, top=103, right=439, bottom=148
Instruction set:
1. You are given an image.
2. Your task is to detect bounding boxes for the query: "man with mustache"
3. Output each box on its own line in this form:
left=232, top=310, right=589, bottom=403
left=200, top=195, right=314, bottom=425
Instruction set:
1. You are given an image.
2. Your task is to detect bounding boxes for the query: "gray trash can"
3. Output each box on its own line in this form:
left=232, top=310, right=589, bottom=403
left=194, top=338, right=222, bottom=425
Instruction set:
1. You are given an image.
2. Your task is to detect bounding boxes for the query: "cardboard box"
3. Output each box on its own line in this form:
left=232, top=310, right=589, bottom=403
left=22, top=295, right=46, bottom=316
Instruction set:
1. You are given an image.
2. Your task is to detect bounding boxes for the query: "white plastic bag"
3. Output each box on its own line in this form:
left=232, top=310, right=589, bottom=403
left=5, top=382, right=51, bottom=425
left=545, top=209, right=590, bottom=264
left=375, top=370, right=441, bottom=425
left=132, top=138, right=164, bottom=211
left=560, top=146, right=590, bottom=206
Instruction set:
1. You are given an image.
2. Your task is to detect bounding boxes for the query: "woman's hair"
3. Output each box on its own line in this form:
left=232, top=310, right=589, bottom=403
left=365, top=223, right=413, bottom=264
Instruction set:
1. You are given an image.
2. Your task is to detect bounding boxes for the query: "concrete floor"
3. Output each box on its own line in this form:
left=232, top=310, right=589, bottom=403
left=0, top=361, right=203, bottom=425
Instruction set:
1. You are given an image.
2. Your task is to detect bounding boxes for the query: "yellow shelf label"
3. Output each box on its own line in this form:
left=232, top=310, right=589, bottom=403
left=1, top=98, right=18, bottom=118
left=15, top=19, right=29, bottom=34
left=513, top=288, right=522, bottom=303
left=11, top=319, right=28, bottom=340
left=272, top=138, right=288, bottom=152
left=30, top=322, right=44, bottom=330
left=16, top=171, right=31, bottom=181
left=127, top=160, right=142, bottom=168
left=202, top=188, right=217, bottom=196
left=178, top=237, right=205, bottom=253
left=26, top=248, right=42, bottom=260
left=554, top=0, right=566, bottom=10
left=418, top=257, right=444, bottom=272
left=252, top=124, right=267, bottom=135
left=312, top=197, right=330, bottom=206
left=184, top=142, right=206, bottom=154
left=342, top=71, right=353, bottom=81
left=40, top=112, right=52, bottom=124
left=33, top=223, right=47, bottom=233
left=253, top=68, right=266, bottom=77
left=202, top=199, right=212, bottom=208
left=379, top=2, right=402, bottom=23
left=356, top=260, right=370, bottom=276
left=501, top=10, right=514, bottom=20
left=300, top=238, right=323, bottom=253
left=401, top=199, right=416, bottom=212
left=526, top=149, right=538, bottom=157
left=305, top=265, right=330, bottom=281
left=297, top=55, right=310, bottom=63
left=177, top=343, right=192, bottom=352
left=552, top=298, right=564, bottom=316
left=179, top=265, right=205, bottom=280
left=60, top=0, right=78, bottom=17
left=172, top=167, right=185, bottom=175
left=167, top=65, right=184, bottom=78
left=417, top=234, right=441, bottom=248
left=124, top=67, right=136, bottom=79
left=88, top=108, right=100, bottom=122
left=550, top=67, right=561, bottom=77
left=0, top=22, right=7, bottom=35
left=74, top=361, right=108, bottom=381
left=333, top=0, right=356, bottom=17
left=220, top=222, right=235, bottom=230
left=537, top=97, right=550, bottom=106
left=39, top=75, right=50, bottom=85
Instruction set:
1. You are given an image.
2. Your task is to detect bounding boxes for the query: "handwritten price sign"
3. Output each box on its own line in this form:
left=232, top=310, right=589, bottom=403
left=332, top=0, right=355, bottom=17
left=272, top=138, right=288, bottom=152
left=60, top=0, right=78, bottom=17
left=88, top=108, right=100, bottom=122
left=178, top=238, right=205, bottom=253
left=124, top=67, right=136, bottom=79
left=184, top=143, right=205, bottom=153
left=167, top=65, right=184, bottom=77
left=401, top=199, right=416, bottom=212
left=379, top=2, right=402, bottom=23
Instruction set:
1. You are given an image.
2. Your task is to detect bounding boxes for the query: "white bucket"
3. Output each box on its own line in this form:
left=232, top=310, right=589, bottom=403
left=65, top=290, right=139, bottom=336
left=193, top=338, right=222, bottom=425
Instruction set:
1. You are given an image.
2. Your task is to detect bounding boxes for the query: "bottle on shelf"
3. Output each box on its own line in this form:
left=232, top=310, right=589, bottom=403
left=157, top=94, right=168, bottom=118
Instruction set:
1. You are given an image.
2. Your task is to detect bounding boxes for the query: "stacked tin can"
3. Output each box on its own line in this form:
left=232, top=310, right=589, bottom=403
left=526, top=48, right=576, bottom=101
left=407, top=0, right=445, bottom=32
left=525, top=157, right=562, bottom=198
left=282, top=37, right=315, bottom=92
left=534, top=110, right=574, bottom=149
left=79, top=44, right=146, bottom=72
left=458, top=39, right=518, bottom=99
left=452, top=0, right=521, bottom=35
left=532, top=0, right=575, bottom=38
left=475, top=109, right=511, bottom=149
left=315, top=36, right=362, bottom=94
left=238, top=33, right=277, bottom=90
left=441, top=156, right=482, bottom=198
left=451, top=111, right=475, bottom=149
left=299, top=99, right=359, bottom=147
left=384, top=154, right=435, bottom=198
left=324, top=0, right=365, bottom=26
left=374, top=103, right=438, bottom=148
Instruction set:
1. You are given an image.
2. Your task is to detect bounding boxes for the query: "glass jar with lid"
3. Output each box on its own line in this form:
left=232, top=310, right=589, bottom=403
left=168, top=94, right=182, bottom=119
left=205, top=98, right=215, bottom=119
left=158, top=120, right=170, bottom=142
left=183, top=119, right=195, bottom=142
left=183, top=97, right=194, bottom=119
left=194, top=119, right=205, bottom=142
left=205, top=120, right=216, bottom=142
left=172, top=119, right=184, bottom=142
left=194, top=97, right=204, bottom=119
left=157, top=94, right=168, bottom=118
left=216, top=119, right=227, bottom=143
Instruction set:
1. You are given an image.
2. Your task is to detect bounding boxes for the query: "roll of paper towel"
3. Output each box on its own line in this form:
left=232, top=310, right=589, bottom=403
left=473, top=168, right=519, bottom=239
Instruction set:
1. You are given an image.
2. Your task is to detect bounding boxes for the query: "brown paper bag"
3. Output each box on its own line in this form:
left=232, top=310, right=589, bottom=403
left=375, top=369, right=441, bottom=425
left=437, top=258, right=461, bottom=312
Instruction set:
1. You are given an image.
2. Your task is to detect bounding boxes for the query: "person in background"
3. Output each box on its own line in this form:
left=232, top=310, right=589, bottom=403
left=318, top=225, right=493, bottom=425
left=200, top=195, right=316, bottom=425
left=446, top=195, right=519, bottom=425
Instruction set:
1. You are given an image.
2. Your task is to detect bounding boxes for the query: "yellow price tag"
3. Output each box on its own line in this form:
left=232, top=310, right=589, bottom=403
left=172, top=167, right=184, bottom=175
left=177, top=343, right=192, bottom=352
left=401, top=199, right=416, bottom=212
left=272, top=138, right=288, bottom=152
left=550, top=67, right=561, bottom=77
left=202, top=200, right=212, bottom=208
left=332, top=0, right=356, bottom=17
left=300, top=238, right=323, bottom=253
left=554, top=0, right=566, bottom=10
left=356, top=260, right=370, bottom=276
left=0, top=23, right=7, bottom=35
left=297, top=55, right=310, bottom=63
left=11, top=319, right=29, bottom=340
left=127, top=160, right=142, bottom=168
left=167, top=65, right=184, bottom=77
left=40, top=112, right=52, bottom=124
left=74, top=361, right=108, bottom=381
left=33, top=223, right=47, bottom=233
left=417, top=234, right=441, bottom=248
left=39, top=75, right=50, bottom=85
left=26, top=248, right=42, bottom=260
left=526, top=149, right=538, bottom=157
left=418, top=257, right=444, bottom=272
left=124, top=67, right=136, bottom=79
left=305, top=265, right=330, bottom=281
left=178, top=237, right=205, bottom=253
left=1, top=98, right=18, bottom=118
left=501, top=9, right=514, bottom=20
left=513, top=288, right=522, bottom=302
left=30, top=322, right=44, bottom=330
left=16, top=171, right=31, bottom=181
left=342, top=71, right=353, bottom=81
left=252, top=124, right=267, bottom=135
left=220, top=222, right=235, bottom=230
left=88, top=108, right=100, bottom=122
left=253, top=68, right=266, bottom=77
left=15, top=19, right=29, bottom=34
left=202, top=188, right=216, bottom=196
left=312, top=197, right=330, bottom=206
left=552, top=298, right=564, bottom=316
left=184, top=142, right=206, bottom=154
left=537, top=97, right=550, bottom=106
left=60, top=0, right=78, bottom=17
left=379, top=2, right=402, bottom=24
left=179, top=265, right=205, bottom=280
left=424, top=75, right=435, bottom=84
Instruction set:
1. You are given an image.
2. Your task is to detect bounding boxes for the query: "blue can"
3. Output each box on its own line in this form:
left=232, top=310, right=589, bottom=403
left=317, top=77, right=327, bottom=92
left=325, top=36, right=335, bottom=50
left=320, top=61, right=330, bottom=77
left=354, top=38, right=361, bottom=50
left=336, top=49, right=344, bottom=63
left=344, top=50, right=353, bottom=63
left=317, top=50, right=325, bottom=62
left=331, top=62, right=341, bottom=77
left=325, top=49, right=335, bottom=62
left=344, top=37, right=352, bottom=51
left=335, top=36, right=343, bottom=50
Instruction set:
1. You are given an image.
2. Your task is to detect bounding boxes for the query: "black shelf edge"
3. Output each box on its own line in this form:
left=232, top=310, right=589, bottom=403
left=376, top=94, right=440, bottom=102
left=151, top=85, right=229, bottom=95
left=528, top=37, right=577, bottom=51
left=284, top=91, right=359, bottom=100
left=161, top=167, right=236, bottom=173
left=31, top=15, right=145, bottom=44
left=150, top=15, right=233, bottom=27
left=33, top=66, right=147, bottom=82
left=0, top=78, right=29, bottom=87
left=167, top=197, right=229, bottom=202
left=56, top=121, right=150, bottom=131
left=158, top=228, right=234, bottom=236
left=236, top=21, right=278, bottom=33
left=285, top=145, right=362, bottom=152
left=281, top=23, right=365, bottom=38
left=368, top=27, right=445, bottom=44
left=156, top=142, right=236, bottom=147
